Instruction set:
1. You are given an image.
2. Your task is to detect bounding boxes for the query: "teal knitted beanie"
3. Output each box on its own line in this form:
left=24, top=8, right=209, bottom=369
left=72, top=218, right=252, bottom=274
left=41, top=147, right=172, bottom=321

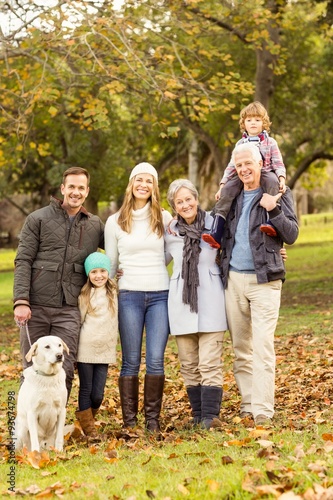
left=84, top=252, right=111, bottom=276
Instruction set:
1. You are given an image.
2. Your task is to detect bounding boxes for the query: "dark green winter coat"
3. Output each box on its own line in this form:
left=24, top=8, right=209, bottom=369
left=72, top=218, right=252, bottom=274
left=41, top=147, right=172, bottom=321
left=14, top=197, right=104, bottom=307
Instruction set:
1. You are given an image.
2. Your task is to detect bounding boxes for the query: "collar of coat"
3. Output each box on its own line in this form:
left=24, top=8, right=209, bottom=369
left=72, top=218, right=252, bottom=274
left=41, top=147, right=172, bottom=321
left=51, top=196, right=90, bottom=217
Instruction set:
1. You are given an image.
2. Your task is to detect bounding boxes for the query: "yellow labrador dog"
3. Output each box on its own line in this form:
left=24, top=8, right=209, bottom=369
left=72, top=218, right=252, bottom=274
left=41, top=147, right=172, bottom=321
left=16, top=335, right=69, bottom=452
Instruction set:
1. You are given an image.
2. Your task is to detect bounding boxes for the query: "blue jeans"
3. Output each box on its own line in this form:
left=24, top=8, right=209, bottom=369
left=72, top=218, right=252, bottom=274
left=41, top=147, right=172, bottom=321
left=77, top=362, right=108, bottom=411
left=118, top=290, right=170, bottom=376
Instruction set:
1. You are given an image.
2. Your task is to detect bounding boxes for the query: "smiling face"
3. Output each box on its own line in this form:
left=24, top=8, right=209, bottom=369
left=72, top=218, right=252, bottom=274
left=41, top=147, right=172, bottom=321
left=234, top=149, right=262, bottom=191
left=60, top=174, right=90, bottom=215
left=88, top=268, right=109, bottom=288
left=132, top=173, right=154, bottom=209
left=244, top=115, right=264, bottom=136
left=174, top=187, right=199, bottom=224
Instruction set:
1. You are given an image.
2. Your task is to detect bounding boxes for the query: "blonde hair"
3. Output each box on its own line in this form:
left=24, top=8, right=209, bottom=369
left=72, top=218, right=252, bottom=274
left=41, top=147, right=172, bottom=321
left=239, top=101, right=271, bottom=133
left=117, top=176, right=164, bottom=238
left=79, top=278, right=118, bottom=316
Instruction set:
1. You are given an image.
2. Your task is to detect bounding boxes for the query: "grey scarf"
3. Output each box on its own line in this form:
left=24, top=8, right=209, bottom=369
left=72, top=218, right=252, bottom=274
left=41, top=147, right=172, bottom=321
left=177, top=207, right=206, bottom=313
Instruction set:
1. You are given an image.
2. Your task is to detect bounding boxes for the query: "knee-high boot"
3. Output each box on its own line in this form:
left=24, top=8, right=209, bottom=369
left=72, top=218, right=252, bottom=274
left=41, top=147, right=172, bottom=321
left=186, top=385, right=202, bottom=425
left=201, top=386, right=223, bottom=430
left=144, top=374, right=165, bottom=432
left=118, top=375, right=139, bottom=428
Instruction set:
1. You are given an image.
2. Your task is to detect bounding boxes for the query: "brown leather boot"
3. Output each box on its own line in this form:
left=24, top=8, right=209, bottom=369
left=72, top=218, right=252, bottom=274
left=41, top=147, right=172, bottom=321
left=118, top=376, right=139, bottom=428
left=75, top=408, right=102, bottom=442
left=144, top=374, right=165, bottom=432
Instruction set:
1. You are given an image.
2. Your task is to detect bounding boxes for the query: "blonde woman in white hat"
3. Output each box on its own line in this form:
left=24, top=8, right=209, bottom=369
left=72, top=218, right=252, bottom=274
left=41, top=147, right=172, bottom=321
left=105, top=163, right=172, bottom=433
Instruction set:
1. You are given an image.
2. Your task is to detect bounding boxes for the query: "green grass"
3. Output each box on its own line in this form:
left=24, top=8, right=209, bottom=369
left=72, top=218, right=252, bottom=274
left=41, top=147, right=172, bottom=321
left=0, top=214, right=333, bottom=499
left=0, top=272, right=13, bottom=311
left=0, top=248, right=16, bottom=271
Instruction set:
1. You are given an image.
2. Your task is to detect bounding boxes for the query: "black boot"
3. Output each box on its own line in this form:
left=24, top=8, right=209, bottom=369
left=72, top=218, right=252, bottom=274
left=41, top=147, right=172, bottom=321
left=144, top=374, right=165, bottom=432
left=118, top=376, right=139, bottom=428
left=201, top=386, right=223, bottom=430
left=202, top=215, right=225, bottom=249
left=186, top=385, right=202, bottom=425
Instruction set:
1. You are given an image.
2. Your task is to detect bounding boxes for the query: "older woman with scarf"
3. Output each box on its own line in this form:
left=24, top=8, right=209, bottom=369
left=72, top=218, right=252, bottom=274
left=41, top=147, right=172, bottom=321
left=165, top=179, right=228, bottom=429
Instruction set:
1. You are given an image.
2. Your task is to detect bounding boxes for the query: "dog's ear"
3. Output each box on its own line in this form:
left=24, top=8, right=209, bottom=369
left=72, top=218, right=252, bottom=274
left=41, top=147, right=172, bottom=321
left=61, top=340, right=70, bottom=355
left=25, top=342, right=38, bottom=362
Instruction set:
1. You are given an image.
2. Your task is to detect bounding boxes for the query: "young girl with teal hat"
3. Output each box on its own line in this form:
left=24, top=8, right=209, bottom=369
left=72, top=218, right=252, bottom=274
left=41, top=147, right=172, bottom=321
left=75, top=251, right=118, bottom=441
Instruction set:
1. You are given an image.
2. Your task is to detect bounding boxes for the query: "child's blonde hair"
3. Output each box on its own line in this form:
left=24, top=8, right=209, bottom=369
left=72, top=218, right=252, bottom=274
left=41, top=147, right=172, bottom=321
left=79, top=278, right=118, bottom=316
left=117, top=176, right=164, bottom=238
left=239, top=101, right=272, bottom=133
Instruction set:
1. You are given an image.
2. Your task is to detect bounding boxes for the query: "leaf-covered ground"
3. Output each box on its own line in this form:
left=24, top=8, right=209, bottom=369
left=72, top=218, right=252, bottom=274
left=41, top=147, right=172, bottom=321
left=0, top=280, right=333, bottom=498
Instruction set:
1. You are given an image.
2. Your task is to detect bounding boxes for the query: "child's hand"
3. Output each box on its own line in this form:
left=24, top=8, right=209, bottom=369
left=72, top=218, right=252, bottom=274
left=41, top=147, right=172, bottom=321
left=116, top=268, right=123, bottom=281
left=280, top=247, right=287, bottom=262
left=215, top=183, right=224, bottom=201
left=279, top=177, right=287, bottom=193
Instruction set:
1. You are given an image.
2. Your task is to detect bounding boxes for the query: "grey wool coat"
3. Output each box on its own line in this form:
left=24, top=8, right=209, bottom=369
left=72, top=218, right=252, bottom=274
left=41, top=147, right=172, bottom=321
left=164, top=213, right=228, bottom=336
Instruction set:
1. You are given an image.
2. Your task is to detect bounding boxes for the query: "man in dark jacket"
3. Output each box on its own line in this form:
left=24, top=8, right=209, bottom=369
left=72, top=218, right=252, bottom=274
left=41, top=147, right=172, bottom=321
left=13, top=167, right=105, bottom=398
left=221, top=143, right=298, bottom=426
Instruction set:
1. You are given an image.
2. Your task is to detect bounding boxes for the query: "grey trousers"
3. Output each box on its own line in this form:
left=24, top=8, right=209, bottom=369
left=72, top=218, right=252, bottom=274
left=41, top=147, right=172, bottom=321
left=20, top=304, right=81, bottom=398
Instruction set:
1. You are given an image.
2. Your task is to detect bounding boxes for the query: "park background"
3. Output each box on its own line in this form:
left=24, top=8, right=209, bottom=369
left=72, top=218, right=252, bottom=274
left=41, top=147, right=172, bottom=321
left=0, top=0, right=333, bottom=241
left=1, top=1, right=333, bottom=498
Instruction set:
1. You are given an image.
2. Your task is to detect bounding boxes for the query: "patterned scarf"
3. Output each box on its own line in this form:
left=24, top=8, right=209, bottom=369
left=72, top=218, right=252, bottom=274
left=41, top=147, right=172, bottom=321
left=177, top=207, right=206, bottom=313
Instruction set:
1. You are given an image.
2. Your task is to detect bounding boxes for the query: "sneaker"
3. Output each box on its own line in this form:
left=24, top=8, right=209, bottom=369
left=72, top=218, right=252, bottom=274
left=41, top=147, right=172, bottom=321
left=202, top=233, right=221, bottom=249
left=254, top=414, right=272, bottom=426
left=260, top=223, right=277, bottom=237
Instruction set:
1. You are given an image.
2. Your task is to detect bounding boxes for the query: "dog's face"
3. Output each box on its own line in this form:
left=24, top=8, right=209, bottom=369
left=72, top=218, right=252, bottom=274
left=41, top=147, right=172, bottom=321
left=25, top=336, right=69, bottom=374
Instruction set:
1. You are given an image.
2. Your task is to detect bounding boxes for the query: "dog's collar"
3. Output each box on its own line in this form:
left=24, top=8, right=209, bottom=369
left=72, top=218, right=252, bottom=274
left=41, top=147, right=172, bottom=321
left=34, top=369, right=57, bottom=377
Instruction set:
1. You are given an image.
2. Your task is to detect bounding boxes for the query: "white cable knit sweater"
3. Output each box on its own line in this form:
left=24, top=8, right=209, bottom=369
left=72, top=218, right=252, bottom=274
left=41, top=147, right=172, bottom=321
left=77, top=285, right=118, bottom=364
left=105, top=202, right=172, bottom=291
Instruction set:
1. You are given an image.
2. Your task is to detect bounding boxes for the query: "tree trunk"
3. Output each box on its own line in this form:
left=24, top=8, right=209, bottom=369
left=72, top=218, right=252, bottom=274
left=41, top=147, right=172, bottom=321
left=254, top=0, right=281, bottom=109
left=188, top=134, right=199, bottom=188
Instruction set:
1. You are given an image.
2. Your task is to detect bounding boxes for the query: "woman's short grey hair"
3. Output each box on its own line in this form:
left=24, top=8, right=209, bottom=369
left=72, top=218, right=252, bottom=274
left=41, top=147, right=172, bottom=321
left=167, top=179, right=199, bottom=211
left=231, top=142, right=262, bottom=165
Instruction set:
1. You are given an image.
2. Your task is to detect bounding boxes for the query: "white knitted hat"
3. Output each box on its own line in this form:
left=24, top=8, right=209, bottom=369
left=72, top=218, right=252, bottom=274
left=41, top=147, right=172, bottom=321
left=129, top=162, right=158, bottom=181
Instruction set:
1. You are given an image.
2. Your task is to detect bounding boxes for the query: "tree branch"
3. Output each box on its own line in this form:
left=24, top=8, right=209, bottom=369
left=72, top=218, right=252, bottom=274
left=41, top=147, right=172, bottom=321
left=288, top=151, right=333, bottom=190
left=184, top=4, right=248, bottom=44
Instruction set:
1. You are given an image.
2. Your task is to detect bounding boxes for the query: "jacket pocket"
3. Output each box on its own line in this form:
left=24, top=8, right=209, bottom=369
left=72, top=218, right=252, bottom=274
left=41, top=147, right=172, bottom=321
left=209, top=267, right=223, bottom=287
left=208, top=268, right=222, bottom=277
left=71, top=262, right=86, bottom=289
left=74, top=263, right=85, bottom=274
left=31, top=260, right=59, bottom=284
left=170, top=271, right=180, bottom=282
left=265, top=248, right=284, bottom=274
left=170, top=271, right=181, bottom=292
left=31, top=260, right=59, bottom=298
